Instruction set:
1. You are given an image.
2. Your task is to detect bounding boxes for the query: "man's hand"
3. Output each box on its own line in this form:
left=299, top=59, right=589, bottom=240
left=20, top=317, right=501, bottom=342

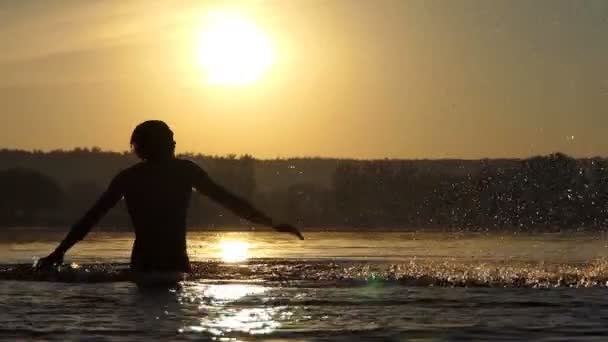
left=273, top=223, right=304, bottom=240
left=36, top=250, right=64, bottom=270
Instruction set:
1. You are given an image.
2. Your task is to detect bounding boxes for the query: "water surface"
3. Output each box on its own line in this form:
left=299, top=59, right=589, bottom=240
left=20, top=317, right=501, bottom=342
left=1, top=231, right=608, bottom=341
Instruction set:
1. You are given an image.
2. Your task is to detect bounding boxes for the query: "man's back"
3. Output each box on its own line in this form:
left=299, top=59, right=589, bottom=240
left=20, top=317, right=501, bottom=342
left=120, top=158, right=197, bottom=272
left=63, top=157, right=276, bottom=272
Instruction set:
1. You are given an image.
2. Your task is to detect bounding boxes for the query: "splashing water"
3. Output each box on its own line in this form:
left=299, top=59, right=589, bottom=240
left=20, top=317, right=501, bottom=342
left=3, top=258, right=608, bottom=288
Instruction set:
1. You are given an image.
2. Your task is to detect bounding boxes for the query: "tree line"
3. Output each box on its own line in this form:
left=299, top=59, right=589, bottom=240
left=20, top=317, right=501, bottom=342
left=0, top=149, right=606, bottom=231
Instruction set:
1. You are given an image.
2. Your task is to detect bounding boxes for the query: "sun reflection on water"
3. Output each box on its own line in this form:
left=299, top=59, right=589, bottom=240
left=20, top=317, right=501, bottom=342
left=217, top=240, right=251, bottom=263
left=200, top=283, right=266, bottom=302
left=179, top=283, right=281, bottom=337
left=203, top=307, right=280, bottom=336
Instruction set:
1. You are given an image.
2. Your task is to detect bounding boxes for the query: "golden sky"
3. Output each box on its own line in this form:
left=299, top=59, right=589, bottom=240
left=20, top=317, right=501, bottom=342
left=1, top=0, right=607, bottom=159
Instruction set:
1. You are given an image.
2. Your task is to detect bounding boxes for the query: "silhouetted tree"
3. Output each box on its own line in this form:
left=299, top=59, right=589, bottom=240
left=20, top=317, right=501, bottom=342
left=0, top=168, right=64, bottom=225
left=1, top=149, right=607, bottom=230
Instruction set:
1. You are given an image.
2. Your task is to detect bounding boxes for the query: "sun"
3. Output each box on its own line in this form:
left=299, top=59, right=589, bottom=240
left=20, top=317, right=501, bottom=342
left=195, top=10, right=275, bottom=86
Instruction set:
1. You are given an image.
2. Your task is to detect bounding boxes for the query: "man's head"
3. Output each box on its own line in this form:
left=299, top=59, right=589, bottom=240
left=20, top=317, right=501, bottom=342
left=130, top=120, right=176, bottom=160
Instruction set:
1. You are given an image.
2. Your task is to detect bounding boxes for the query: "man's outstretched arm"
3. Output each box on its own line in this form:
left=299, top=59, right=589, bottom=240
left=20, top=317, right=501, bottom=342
left=191, top=163, right=303, bottom=239
left=37, top=174, right=125, bottom=269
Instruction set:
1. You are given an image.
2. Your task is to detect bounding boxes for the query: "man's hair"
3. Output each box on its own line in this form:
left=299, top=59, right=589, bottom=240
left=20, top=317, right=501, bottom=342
left=130, top=120, right=176, bottom=160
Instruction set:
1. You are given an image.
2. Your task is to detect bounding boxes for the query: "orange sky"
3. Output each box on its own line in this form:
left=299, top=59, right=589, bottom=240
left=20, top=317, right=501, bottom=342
left=1, top=0, right=607, bottom=159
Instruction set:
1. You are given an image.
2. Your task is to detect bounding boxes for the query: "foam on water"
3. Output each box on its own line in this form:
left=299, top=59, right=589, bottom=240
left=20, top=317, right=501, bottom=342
left=3, top=258, right=608, bottom=288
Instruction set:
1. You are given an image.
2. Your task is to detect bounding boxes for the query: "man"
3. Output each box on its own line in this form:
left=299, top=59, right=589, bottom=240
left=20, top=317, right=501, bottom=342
left=37, top=120, right=303, bottom=278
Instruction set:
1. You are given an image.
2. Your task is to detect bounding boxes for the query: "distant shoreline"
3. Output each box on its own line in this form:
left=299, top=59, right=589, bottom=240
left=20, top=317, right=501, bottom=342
left=1, top=150, right=608, bottom=231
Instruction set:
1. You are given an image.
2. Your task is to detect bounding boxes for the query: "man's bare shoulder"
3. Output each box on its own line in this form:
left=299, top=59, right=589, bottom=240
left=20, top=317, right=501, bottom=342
left=120, top=161, right=146, bottom=175
left=110, top=162, right=148, bottom=185
left=175, top=158, right=205, bottom=171
left=175, top=158, right=211, bottom=185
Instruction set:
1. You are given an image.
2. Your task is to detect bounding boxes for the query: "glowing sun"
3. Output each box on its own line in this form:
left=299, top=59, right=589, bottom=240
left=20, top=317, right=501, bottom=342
left=195, top=10, right=275, bottom=86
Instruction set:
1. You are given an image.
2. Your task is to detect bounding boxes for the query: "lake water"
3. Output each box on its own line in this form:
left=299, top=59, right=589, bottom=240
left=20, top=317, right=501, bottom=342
left=2, top=230, right=608, bottom=341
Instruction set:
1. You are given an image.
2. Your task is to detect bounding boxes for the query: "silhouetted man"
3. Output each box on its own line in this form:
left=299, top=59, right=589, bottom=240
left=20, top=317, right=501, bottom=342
left=37, top=120, right=303, bottom=279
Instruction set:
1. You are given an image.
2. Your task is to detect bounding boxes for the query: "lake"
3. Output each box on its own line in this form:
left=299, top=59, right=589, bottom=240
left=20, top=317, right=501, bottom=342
left=2, top=230, right=608, bottom=341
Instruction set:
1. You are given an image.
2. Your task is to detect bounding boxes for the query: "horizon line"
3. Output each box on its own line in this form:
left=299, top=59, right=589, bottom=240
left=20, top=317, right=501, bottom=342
left=1, top=147, right=607, bottom=162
